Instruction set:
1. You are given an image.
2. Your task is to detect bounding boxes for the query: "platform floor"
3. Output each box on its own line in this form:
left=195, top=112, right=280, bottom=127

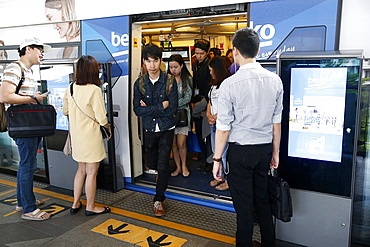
left=0, top=173, right=303, bottom=247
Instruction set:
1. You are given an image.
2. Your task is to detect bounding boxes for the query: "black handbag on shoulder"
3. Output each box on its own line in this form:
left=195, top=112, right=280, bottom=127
left=176, top=108, right=188, bottom=127
left=268, top=169, right=293, bottom=222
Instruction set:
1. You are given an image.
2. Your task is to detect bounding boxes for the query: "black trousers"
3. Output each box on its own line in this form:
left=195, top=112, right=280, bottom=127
left=228, top=143, right=276, bottom=247
left=144, top=129, right=174, bottom=202
left=194, top=116, right=209, bottom=162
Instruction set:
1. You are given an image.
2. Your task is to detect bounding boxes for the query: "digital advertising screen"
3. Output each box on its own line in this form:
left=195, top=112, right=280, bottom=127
left=288, top=67, right=347, bottom=162
left=277, top=51, right=362, bottom=197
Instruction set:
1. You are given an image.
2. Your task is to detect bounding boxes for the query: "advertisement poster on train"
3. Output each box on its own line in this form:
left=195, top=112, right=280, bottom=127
left=250, top=0, right=339, bottom=59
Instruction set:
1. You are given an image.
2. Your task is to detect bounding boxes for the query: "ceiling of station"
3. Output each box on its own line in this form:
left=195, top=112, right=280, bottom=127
left=133, top=4, right=248, bottom=42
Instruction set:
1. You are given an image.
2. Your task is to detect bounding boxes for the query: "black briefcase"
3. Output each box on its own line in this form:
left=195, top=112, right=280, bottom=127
left=6, top=103, right=57, bottom=138
left=268, top=169, right=293, bottom=222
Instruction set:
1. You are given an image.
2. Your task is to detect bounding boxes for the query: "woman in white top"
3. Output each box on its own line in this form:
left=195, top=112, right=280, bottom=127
left=206, top=56, right=231, bottom=190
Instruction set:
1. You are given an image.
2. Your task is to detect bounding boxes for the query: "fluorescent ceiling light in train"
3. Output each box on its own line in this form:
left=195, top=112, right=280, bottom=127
left=142, top=27, right=172, bottom=33
left=220, top=22, right=247, bottom=26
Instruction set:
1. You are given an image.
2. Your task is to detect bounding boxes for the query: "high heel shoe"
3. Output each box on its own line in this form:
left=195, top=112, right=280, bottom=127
left=70, top=201, right=82, bottom=215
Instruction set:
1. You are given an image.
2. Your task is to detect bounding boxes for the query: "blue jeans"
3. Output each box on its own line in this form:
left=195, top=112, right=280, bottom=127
left=210, top=124, right=228, bottom=177
left=15, top=137, right=41, bottom=213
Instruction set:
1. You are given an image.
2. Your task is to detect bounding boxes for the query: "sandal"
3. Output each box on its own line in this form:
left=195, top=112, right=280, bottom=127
left=21, top=208, right=51, bottom=221
left=16, top=199, right=44, bottom=212
left=210, top=179, right=224, bottom=187
left=171, top=170, right=182, bottom=177
left=182, top=171, right=190, bottom=177
left=215, top=181, right=229, bottom=191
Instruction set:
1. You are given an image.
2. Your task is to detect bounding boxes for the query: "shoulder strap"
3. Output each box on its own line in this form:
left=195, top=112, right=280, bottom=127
left=139, top=74, right=173, bottom=96
left=166, top=74, right=174, bottom=96
left=70, top=82, right=74, bottom=96
left=13, top=61, right=25, bottom=94
left=138, top=75, right=145, bottom=95
left=69, top=83, right=99, bottom=125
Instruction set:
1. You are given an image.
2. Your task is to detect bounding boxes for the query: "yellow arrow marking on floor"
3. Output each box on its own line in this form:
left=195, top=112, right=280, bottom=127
left=92, top=219, right=187, bottom=247
left=3, top=198, right=17, bottom=205
left=41, top=204, right=66, bottom=215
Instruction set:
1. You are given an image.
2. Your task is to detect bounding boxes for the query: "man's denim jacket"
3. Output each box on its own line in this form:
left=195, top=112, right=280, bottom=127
left=133, top=72, right=178, bottom=132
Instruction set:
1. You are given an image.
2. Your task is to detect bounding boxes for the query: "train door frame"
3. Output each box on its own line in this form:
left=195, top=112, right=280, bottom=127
left=128, top=7, right=249, bottom=205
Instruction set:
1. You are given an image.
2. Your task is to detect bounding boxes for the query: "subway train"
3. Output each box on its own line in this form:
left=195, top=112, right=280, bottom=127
left=0, top=0, right=370, bottom=246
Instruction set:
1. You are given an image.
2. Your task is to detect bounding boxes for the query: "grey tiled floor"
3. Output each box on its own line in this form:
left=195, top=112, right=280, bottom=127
left=0, top=173, right=302, bottom=247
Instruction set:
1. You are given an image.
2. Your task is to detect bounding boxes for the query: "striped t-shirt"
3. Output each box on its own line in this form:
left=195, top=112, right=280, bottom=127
left=2, top=61, right=37, bottom=97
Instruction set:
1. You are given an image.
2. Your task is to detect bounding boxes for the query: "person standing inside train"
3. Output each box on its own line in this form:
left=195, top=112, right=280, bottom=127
left=206, top=56, right=231, bottom=191
left=212, top=28, right=283, bottom=247
left=191, top=39, right=212, bottom=171
left=133, top=44, right=178, bottom=217
left=167, top=54, right=192, bottom=178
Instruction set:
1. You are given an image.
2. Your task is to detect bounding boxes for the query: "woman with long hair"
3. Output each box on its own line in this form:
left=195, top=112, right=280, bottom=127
left=63, top=55, right=111, bottom=215
left=167, top=54, right=193, bottom=177
left=206, top=56, right=231, bottom=190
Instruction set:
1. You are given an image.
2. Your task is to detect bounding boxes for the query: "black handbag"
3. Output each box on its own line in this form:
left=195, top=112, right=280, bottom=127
left=5, top=62, right=56, bottom=138
left=6, top=102, right=56, bottom=138
left=176, top=108, right=188, bottom=127
left=268, top=169, right=293, bottom=222
left=100, top=125, right=110, bottom=139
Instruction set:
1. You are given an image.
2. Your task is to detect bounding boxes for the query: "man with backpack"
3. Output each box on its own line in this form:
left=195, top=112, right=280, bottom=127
left=133, top=44, right=178, bottom=217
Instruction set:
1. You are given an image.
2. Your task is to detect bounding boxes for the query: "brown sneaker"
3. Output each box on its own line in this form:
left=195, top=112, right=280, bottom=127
left=154, top=201, right=165, bottom=217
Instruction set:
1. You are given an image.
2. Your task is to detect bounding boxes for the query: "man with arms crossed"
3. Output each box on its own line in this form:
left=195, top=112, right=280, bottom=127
left=212, top=28, right=283, bottom=247
left=133, top=44, right=178, bottom=217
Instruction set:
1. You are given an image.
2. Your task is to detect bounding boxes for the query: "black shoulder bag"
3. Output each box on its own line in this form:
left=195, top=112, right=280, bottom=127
left=176, top=82, right=188, bottom=128
left=6, top=63, right=57, bottom=138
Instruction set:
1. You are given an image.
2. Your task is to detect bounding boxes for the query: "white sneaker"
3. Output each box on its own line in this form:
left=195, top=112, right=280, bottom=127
left=144, top=169, right=158, bottom=175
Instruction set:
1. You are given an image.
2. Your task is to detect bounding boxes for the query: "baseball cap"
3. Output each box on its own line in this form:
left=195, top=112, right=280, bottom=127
left=19, top=37, right=51, bottom=52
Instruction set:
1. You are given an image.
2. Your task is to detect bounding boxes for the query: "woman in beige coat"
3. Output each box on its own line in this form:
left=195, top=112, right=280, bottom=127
left=63, top=55, right=111, bottom=216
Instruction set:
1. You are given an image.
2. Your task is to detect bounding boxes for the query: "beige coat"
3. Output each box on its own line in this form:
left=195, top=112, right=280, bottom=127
left=63, top=84, right=108, bottom=163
